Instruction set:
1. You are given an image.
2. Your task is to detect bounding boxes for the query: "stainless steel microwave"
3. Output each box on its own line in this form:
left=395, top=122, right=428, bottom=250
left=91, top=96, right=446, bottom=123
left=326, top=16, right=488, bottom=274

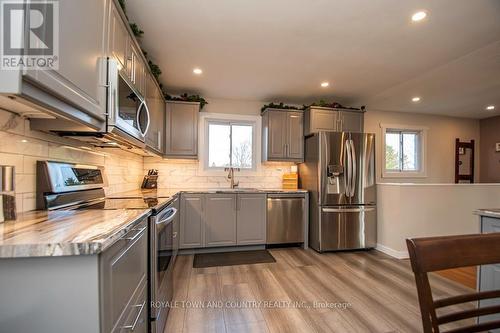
left=107, top=59, right=151, bottom=145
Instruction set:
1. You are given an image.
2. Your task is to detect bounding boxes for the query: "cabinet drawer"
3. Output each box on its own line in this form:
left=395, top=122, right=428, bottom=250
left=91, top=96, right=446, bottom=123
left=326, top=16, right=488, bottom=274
left=115, top=279, right=148, bottom=333
left=100, top=218, right=148, bottom=333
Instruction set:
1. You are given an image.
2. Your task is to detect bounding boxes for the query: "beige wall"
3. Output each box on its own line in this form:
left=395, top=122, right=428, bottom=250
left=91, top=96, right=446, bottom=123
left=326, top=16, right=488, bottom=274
left=364, top=110, right=481, bottom=183
left=480, top=115, right=500, bottom=183
left=0, top=109, right=144, bottom=212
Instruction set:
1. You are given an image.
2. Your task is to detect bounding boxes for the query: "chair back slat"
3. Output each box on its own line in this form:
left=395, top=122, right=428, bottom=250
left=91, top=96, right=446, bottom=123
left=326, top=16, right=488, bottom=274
left=407, top=233, right=500, bottom=273
left=406, top=233, right=500, bottom=333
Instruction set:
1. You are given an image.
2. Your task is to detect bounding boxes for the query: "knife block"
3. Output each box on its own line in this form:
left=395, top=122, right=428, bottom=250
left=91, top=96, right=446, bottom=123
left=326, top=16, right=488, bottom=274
left=141, top=175, right=158, bottom=189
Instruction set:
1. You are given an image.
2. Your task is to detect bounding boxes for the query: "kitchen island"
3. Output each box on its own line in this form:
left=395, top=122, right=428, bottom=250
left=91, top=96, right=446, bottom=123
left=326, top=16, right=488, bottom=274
left=475, top=209, right=500, bottom=328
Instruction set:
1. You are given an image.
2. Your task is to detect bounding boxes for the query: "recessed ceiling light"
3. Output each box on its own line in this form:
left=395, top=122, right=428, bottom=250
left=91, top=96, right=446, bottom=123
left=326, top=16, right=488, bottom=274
left=412, top=97, right=421, bottom=102
left=486, top=105, right=495, bottom=110
left=193, top=68, right=203, bottom=75
left=21, top=139, right=28, bottom=143
left=411, top=11, right=427, bottom=22
left=320, top=82, right=329, bottom=88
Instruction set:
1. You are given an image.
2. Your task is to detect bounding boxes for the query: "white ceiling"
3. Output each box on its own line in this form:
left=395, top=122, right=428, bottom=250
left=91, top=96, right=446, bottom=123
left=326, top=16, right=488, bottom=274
left=126, top=0, right=500, bottom=119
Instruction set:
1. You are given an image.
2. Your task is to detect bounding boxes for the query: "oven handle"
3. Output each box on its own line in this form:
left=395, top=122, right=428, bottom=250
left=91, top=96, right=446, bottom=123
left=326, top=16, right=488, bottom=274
left=156, top=207, right=177, bottom=225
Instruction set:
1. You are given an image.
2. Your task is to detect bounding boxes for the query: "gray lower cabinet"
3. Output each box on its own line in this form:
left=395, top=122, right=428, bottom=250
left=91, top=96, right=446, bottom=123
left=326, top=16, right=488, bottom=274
left=305, top=107, right=364, bottom=134
left=180, top=194, right=204, bottom=248
left=23, top=0, right=108, bottom=121
left=165, top=101, right=199, bottom=158
left=0, top=217, right=149, bottom=333
left=237, top=194, right=266, bottom=245
left=179, top=193, right=267, bottom=249
left=205, top=194, right=237, bottom=247
left=262, top=109, right=304, bottom=162
left=100, top=218, right=148, bottom=333
left=478, top=216, right=500, bottom=329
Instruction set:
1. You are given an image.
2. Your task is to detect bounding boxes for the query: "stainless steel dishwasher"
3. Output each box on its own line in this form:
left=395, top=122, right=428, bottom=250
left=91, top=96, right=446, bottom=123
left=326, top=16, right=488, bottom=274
left=266, top=194, right=305, bottom=244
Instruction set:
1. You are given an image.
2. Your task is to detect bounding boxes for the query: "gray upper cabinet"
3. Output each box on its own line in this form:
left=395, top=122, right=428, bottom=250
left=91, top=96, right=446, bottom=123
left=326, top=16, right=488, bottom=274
left=236, top=194, right=266, bottom=245
left=204, top=194, right=237, bottom=247
left=145, top=75, right=165, bottom=154
left=165, top=101, right=199, bottom=159
left=305, top=107, right=364, bottom=134
left=108, top=3, right=128, bottom=72
left=262, top=109, right=304, bottom=162
left=23, top=0, right=108, bottom=122
left=180, top=194, right=204, bottom=249
left=338, top=110, right=364, bottom=133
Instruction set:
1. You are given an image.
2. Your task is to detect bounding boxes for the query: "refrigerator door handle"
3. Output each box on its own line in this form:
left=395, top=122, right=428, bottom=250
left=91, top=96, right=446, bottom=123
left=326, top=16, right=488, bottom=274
left=350, top=139, right=357, bottom=198
left=322, top=207, right=376, bottom=213
left=344, top=141, right=351, bottom=197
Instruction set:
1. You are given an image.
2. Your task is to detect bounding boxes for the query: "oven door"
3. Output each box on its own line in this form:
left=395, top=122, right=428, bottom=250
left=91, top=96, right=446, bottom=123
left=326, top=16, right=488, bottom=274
left=150, top=206, right=177, bottom=333
left=108, top=60, right=150, bottom=142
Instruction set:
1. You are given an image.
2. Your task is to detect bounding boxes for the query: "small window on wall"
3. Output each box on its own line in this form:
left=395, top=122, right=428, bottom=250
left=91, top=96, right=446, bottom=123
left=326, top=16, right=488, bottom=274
left=382, top=125, right=427, bottom=178
left=206, top=121, right=255, bottom=170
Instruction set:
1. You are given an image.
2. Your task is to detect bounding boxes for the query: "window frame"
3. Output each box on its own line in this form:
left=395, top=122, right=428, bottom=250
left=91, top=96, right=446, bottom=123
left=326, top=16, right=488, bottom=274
left=199, top=113, right=261, bottom=175
left=381, top=124, right=428, bottom=178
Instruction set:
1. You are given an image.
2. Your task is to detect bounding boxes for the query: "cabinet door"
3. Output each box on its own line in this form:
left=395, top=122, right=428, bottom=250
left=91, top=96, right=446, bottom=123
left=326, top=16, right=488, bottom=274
left=267, top=111, right=287, bottom=159
left=108, top=3, right=128, bottom=71
left=205, top=194, right=237, bottom=247
left=24, top=0, right=108, bottom=120
left=145, top=75, right=160, bottom=152
left=165, top=102, right=199, bottom=158
left=286, top=112, right=304, bottom=160
left=237, top=194, right=266, bottom=245
left=310, top=109, right=337, bottom=133
left=180, top=194, right=204, bottom=249
left=339, top=111, right=363, bottom=133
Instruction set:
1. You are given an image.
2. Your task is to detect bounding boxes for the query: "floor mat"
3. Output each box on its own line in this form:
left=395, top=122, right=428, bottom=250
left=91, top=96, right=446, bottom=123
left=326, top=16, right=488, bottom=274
left=193, top=250, right=276, bottom=268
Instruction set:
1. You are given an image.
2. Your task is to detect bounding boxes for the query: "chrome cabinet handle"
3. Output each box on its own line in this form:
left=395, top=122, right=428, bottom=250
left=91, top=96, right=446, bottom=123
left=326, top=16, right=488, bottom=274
left=122, top=301, right=146, bottom=330
left=173, top=231, right=178, bottom=239
left=157, top=131, right=162, bottom=150
left=123, top=226, right=146, bottom=241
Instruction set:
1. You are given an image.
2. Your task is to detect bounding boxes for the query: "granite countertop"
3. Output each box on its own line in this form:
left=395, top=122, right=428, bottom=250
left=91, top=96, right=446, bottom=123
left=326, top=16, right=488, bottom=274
left=475, top=209, right=500, bottom=219
left=0, top=209, right=151, bottom=258
left=108, top=188, right=308, bottom=199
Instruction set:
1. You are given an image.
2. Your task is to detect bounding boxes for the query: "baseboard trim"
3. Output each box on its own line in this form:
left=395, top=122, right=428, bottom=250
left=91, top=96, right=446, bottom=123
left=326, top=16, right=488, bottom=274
left=376, top=243, right=409, bottom=259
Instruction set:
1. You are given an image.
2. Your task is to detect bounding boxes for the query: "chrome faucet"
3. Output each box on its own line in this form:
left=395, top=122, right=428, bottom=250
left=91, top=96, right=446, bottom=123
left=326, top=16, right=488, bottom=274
left=224, top=167, right=240, bottom=189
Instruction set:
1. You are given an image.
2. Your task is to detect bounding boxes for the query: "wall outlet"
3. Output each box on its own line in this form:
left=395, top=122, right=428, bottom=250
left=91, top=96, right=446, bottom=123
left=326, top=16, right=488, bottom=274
left=496, top=142, right=500, bottom=152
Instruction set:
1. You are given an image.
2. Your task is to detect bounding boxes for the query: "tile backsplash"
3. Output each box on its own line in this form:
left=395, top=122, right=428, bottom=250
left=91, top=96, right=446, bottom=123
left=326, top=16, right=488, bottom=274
left=0, top=109, right=143, bottom=212
left=144, top=157, right=294, bottom=189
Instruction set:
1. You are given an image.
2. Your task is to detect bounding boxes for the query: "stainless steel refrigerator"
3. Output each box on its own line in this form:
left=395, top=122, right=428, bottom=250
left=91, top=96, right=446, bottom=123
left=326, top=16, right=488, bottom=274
left=299, top=132, right=376, bottom=252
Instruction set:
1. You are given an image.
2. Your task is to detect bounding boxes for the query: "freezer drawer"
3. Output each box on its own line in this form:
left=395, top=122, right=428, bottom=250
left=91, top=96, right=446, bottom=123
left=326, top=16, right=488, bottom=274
left=267, top=197, right=304, bottom=244
left=319, top=206, right=376, bottom=251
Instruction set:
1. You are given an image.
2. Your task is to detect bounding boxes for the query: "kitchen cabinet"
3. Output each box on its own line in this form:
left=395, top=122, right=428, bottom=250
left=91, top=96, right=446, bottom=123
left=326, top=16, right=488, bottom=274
left=108, top=2, right=128, bottom=72
left=478, top=216, right=500, bottom=328
left=262, top=108, right=304, bottom=162
left=205, top=194, right=237, bottom=247
left=180, top=194, right=204, bottom=248
left=305, top=107, right=364, bottom=134
left=22, top=0, right=108, bottom=121
left=100, top=218, right=148, bottom=333
left=237, top=194, right=266, bottom=245
left=179, top=193, right=268, bottom=249
left=145, top=75, right=165, bottom=154
left=165, top=101, right=199, bottom=159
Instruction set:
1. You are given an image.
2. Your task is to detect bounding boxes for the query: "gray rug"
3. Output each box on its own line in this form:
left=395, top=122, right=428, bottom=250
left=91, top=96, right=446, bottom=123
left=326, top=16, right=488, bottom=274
left=193, top=250, right=276, bottom=268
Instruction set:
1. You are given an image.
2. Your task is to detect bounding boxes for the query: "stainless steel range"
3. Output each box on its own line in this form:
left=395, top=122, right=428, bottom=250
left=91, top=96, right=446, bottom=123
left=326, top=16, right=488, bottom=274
left=36, top=160, right=178, bottom=333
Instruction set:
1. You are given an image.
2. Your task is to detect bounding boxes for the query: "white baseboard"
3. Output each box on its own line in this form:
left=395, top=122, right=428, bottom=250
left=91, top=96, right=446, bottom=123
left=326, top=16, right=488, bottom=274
left=376, top=243, right=409, bottom=259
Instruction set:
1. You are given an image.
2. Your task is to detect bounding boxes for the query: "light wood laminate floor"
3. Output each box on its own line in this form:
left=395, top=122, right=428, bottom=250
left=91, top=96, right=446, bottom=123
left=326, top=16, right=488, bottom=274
left=165, top=248, right=475, bottom=333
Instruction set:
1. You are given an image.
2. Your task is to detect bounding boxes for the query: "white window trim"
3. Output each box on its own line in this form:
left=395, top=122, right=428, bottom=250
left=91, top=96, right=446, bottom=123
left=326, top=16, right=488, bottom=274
left=380, top=123, right=428, bottom=178
left=199, top=112, right=262, bottom=176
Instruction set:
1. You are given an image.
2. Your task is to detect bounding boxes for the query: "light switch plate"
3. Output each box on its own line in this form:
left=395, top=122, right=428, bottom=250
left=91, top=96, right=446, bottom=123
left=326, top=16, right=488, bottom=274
left=496, top=142, right=500, bottom=152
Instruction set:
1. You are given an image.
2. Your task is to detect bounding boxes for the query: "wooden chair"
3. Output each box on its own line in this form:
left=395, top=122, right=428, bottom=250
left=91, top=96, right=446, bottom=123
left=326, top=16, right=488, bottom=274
left=407, top=233, right=500, bottom=333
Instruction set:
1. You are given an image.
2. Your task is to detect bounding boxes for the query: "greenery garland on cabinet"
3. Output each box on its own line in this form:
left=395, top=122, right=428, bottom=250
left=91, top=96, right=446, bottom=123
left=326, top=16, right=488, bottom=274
left=165, top=94, right=208, bottom=109
left=260, top=102, right=306, bottom=112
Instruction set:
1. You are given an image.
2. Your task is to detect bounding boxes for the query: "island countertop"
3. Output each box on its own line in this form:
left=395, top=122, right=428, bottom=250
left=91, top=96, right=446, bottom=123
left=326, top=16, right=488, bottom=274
left=475, top=209, right=500, bottom=219
left=0, top=209, right=151, bottom=258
